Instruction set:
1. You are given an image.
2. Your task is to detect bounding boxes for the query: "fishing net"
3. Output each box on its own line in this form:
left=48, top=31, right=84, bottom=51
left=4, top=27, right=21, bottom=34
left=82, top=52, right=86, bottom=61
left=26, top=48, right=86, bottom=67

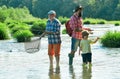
left=24, top=37, right=41, bottom=53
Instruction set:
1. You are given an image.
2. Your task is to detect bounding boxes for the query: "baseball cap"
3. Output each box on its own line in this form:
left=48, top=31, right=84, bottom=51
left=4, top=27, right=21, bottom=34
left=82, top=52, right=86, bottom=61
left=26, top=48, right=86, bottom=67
left=48, top=10, right=56, bottom=15
left=73, top=5, right=83, bottom=12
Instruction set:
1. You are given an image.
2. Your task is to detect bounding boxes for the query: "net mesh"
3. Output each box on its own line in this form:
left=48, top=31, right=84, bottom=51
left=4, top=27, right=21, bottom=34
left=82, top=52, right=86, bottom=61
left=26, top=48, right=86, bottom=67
left=24, top=37, right=41, bottom=53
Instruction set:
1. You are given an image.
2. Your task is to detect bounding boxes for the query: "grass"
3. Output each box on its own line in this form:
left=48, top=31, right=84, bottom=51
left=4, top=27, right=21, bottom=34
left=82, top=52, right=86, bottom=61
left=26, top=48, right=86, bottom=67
left=101, top=31, right=120, bottom=47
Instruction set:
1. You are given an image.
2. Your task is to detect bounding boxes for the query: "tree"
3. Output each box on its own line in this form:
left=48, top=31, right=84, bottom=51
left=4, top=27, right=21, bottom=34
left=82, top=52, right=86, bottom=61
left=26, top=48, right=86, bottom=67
left=112, top=4, right=120, bottom=20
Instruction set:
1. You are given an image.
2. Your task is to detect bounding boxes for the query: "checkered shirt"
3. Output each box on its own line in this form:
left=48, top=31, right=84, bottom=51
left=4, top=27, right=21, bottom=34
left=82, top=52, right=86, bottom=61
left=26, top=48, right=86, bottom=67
left=69, top=14, right=83, bottom=39
left=46, top=18, right=61, bottom=44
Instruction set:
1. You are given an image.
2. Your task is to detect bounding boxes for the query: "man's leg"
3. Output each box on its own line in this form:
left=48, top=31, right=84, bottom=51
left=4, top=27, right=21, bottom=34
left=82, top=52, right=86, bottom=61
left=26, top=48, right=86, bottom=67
left=69, top=38, right=79, bottom=65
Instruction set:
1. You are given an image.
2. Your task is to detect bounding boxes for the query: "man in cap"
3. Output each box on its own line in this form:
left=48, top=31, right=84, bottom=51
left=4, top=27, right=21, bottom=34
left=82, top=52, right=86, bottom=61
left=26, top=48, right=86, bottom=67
left=43, top=10, right=61, bottom=73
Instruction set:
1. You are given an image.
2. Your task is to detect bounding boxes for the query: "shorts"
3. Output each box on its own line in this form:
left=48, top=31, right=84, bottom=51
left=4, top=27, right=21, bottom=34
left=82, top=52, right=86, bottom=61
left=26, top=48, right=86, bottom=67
left=71, top=37, right=81, bottom=52
left=48, top=44, right=61, bottom=56
left=81, top=53, right=92, bottom=63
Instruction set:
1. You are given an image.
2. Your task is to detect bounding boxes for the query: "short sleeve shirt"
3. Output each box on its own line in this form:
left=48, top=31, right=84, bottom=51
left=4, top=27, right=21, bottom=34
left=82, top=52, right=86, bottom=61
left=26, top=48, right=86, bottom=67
left=80, top=39, right=92, bottom=54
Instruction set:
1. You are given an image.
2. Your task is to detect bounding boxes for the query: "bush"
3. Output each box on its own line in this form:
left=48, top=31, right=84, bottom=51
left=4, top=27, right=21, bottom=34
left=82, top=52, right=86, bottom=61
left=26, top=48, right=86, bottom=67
left=5, top=19, right=19, bottom=26
left=23, top=20, right=35, bottom=25
left=10, top=23, right=30, bottom=35
left=83, top=18, right=107, bottom=24
left=0, top=6, right=36, bottom=23
left=115, top=23, right=119, bottom=26
left=62, top=29, right=67, bottom=34
left=13, top=30, right=34, bottom=42
left=84, top=20, right=91, bottom=24
left=97, top=21, right=105, bottom=24
left=31, top=20, right=46, bottom=35
left=58, top=16, right=69, bottom=24
left=101, top=31, right=120, bottom=47
left=0, top=23, right=10, bottom=40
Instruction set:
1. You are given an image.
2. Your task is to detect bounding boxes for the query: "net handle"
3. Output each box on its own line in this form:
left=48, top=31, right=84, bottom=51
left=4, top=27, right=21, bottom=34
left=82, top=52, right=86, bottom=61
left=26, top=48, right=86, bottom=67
left=39, top=32, right=46, bottom=39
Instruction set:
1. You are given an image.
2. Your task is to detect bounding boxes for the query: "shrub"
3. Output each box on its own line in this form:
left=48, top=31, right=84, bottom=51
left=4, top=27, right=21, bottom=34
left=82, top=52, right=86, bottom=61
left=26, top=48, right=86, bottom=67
left=84, top=20, right=91, bottom=24
left=0, top=23, right=10, bottom=40
left=23, top=20, right=35, bottom=25
left=58, top=16, right=69, bottom=24
left=83, top=18, right=107, bottom=24
left=97, top=21, right=105, bottom=24
left=10, top=23, right=30, bottom=35
left=13, top=30, right=34, bottom=42
left=31, top=20, right=46, bottom=35
left=115, top=23, right=119, bottom=26
left=62, top=29, right=67, bottom=34
left=101, top=31, right=120, bottom=47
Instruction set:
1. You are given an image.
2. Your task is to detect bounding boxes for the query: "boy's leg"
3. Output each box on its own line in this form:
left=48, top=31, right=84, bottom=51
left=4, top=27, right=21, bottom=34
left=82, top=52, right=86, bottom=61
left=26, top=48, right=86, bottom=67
left=87, top=53, right=92, bottom=65
left=86, top=53, right=92, bottom=69
left=81, top=54, right=87, bottom=66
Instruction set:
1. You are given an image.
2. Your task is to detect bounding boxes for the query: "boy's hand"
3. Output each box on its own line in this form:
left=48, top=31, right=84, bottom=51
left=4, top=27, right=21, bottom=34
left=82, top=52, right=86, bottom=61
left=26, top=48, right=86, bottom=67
left=89, top=31, right=93, bottom=34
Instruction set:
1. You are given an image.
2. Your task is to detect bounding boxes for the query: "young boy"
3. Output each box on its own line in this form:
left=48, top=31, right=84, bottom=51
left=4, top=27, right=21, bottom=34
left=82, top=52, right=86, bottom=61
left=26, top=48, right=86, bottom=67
left=80, top=31, right=99, bottom=66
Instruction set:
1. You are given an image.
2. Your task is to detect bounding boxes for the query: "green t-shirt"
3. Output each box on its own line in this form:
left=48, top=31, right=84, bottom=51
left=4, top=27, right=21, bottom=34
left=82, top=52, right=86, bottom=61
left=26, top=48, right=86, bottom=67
left=80, top=39, right=92, bottom=54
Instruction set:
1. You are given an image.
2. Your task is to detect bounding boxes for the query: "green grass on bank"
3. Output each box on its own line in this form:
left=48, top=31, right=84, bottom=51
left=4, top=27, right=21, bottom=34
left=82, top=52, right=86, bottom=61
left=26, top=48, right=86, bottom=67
left=101, top=31, right=120, bottom=48
left=83, top=18, right=120, bottom=25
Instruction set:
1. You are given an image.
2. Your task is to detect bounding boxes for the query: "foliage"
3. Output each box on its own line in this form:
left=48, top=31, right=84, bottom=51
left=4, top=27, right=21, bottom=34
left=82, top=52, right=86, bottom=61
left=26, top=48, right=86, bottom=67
left=32, top=0, right=76, bottom=18
left=0, top=0, right=120, bottom=20
left=0, top=6, right=36, bottom=23
left=97, top=21, right=105, bottom=24
left=0, top=23, right=10, bottom=40
left=115, top=23, right=120, bottom=26
left=101, top=31, right=120, bottom=47
left=13, top=30, right=34, bottom=42
left=112, top=1, right=120, bottom=20
left=31, top=20, right=46, bottom=35
left=62, top=29, right=67, bottom=34
left=58, top=16, right=69, bottom=24
left=12, top=23, right=30, bottom=34
left=84, top=20, right=91, bottom=24
left=83, top=18, right=106, bottom=24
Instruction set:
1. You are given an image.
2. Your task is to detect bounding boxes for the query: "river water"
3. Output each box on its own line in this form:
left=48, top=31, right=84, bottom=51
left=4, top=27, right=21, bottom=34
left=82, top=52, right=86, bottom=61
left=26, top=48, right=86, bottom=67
left=0, top=24, right=120, bottom=79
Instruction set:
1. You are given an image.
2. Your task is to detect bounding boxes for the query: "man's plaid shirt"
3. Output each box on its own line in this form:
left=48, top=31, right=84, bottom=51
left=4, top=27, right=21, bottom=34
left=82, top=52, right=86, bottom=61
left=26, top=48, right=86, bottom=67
left=69, top=14, right=83, bottom=39
left=46, top=18, right=61, bottom=44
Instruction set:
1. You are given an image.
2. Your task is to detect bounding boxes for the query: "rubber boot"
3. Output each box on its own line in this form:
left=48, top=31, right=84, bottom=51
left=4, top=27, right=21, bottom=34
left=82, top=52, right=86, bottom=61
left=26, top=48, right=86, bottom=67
left=68, top=53, right=74, bottom=65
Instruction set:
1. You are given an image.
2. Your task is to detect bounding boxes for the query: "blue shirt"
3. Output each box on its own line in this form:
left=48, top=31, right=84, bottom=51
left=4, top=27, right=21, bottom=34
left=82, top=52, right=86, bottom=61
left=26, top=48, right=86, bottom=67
left=46, top=18, right=61, bottom=44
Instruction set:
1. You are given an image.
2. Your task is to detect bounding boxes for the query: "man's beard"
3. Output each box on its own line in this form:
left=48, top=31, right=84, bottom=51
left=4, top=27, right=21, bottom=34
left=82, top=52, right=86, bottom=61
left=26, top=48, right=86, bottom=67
left=78, top=12, right=81, bottom=17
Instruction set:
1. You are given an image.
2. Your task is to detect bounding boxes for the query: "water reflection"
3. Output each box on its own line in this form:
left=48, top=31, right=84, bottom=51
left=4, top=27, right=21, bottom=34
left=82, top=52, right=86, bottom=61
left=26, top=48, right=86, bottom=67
left=48, top=65, right=60, bottom=74
left=69, top=66, right=75, bottom=79
left=48, top=66, right=61, bottom=79
left=27, top=69, right=40, bottom=79
left=81, top=65, right=92, bottom=79
left=49, top=73, right=61, bottom=79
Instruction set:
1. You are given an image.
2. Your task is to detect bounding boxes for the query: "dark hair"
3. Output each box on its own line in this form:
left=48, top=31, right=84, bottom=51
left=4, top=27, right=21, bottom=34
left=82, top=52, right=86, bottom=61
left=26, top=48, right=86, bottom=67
left=74, top=5, right=83, bottom=12
left=82, top=31, right=89, bottom=38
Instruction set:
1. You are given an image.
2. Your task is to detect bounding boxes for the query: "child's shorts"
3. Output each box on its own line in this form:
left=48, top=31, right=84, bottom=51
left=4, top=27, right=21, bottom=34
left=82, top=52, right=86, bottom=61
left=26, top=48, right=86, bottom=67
left=81, top=53, right=92, bottom=63
left=48, top=44, right=61, bottom=56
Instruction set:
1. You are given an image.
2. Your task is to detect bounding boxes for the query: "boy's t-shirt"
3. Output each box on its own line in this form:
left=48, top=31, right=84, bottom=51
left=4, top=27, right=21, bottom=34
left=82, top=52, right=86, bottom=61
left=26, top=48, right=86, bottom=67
left=80, top=39, right=92, bottom=54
